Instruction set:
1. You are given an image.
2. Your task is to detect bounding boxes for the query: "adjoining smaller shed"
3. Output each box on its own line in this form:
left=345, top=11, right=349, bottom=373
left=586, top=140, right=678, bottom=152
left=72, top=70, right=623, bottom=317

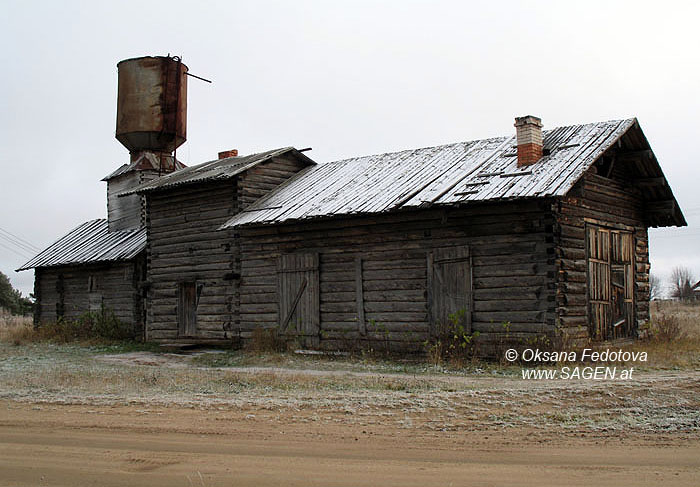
left=16, top=220, right=147, bottom=335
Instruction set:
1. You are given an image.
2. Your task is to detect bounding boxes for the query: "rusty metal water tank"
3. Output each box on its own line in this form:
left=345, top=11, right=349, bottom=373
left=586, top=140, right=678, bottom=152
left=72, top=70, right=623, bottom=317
left=115, top=56, right=188, bottom=153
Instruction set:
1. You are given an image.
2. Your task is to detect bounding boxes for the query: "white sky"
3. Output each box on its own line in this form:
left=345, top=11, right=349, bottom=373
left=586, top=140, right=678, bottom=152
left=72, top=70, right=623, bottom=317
left=1, top=0, right=698, bottom=297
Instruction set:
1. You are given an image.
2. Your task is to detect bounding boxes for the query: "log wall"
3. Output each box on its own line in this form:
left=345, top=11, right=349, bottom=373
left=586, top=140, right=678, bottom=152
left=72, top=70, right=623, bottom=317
left=144, top=154, right=309, bottom=342
left=33, top=259, right=144, bottom=336
left=553, top=172, right=649, bottom=342
left=146, top=181, right=237, bottom=341
left=237, top=200, right=557, bottom=352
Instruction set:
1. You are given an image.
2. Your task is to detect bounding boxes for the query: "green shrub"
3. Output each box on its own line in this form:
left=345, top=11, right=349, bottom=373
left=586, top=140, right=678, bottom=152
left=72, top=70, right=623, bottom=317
left=424, top=309, right=480, bottom=366
left=33, top=306, right=131, bottom=342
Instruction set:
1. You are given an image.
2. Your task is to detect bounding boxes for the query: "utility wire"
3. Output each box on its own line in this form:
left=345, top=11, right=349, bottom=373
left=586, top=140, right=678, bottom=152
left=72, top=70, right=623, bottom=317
left=0, top=241, right=32, bottom=260
left=0, top=226, right=40, bottom=252
left=0, top=232, right=39, bottom=255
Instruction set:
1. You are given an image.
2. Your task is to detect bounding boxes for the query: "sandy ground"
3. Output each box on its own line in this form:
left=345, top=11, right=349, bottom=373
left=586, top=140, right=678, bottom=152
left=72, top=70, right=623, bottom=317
left=1, top=400, right=699, bottom=487
left=1, top=347, right=700, bottom=485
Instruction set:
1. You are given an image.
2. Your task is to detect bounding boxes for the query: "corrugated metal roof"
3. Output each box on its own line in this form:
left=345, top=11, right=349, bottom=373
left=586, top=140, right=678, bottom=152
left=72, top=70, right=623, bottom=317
left=120, top=147, right=315, bottom=195
left=16, top=219, right=146, bottom=271
left=222, top=119, right=636, bottom=228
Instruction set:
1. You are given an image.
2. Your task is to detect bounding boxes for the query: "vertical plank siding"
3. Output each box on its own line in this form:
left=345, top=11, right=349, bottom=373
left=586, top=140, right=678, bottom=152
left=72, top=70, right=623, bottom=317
left=238, top=200, right=556, bottom=352
left=107, top=170, right=160, bottom=232
left=34, top=259, right=144, bottom=337
left=554, top=172, right=649, bottom=342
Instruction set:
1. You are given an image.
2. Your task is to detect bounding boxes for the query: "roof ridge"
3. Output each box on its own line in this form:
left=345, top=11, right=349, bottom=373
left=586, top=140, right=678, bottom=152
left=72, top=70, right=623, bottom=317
left=221, top=118, right=661, bottom=229
left=320, top=119, right=632, bottom=167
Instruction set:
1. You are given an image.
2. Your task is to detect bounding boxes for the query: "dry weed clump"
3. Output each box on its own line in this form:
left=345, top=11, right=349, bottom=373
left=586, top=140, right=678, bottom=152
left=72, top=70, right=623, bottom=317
left=248, top=327, right=287, bottom=353
left=652, top=300, right=700, bottom=339
left=630, top=300, right=700, bottom=368
left=0, top=308, right=132, bottom=345
left=0, top=312, right=33, bottom=345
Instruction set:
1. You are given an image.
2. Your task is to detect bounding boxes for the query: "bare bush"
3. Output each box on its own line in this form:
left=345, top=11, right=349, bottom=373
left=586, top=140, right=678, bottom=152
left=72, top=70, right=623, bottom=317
left=649, top=273, right=662, bottom=300
left=669, top=266, right=695, bottom=301
left=648, top=313, right=685, bottom=342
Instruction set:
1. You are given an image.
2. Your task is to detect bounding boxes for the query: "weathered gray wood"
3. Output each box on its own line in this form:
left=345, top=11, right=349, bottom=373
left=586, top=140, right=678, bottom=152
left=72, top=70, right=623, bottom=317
left=428, top=246, right=472, bottom=337
left=238, top=200, right=557, bottom=350
left=34, top=260, right=143, bottom=337
left=554, top=164, right=649, bottom=341
left=146, top=181, right=236, bottom=342
left=177, top=281, right=198, bottom=337
left=277, top=253, right=320, bottom=345
left=355, top=257, right=366, bottom=336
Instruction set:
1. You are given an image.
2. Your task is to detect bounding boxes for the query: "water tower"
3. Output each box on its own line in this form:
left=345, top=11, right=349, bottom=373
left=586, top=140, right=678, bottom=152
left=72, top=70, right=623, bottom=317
left=115, top=55, right=188, bottom=170
left=105, top=55, right=189, bottom=232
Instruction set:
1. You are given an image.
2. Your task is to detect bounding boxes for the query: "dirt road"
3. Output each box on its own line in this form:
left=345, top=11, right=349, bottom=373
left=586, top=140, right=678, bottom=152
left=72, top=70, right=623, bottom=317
left=1, top=400, right=699, bottom=487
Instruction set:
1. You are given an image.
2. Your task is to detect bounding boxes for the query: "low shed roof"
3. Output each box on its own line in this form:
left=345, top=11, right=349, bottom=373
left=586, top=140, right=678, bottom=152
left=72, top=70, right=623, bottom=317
left=222, top=119, right=684, bottom=229
left=16, top=219, right=145, bottom=271
left=120, top=147, right=315, bottom=195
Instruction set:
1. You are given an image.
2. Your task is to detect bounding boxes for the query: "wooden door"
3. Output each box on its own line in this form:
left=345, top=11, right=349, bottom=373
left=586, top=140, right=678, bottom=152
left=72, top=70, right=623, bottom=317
left=177, top=281, right=198, bottom=337
left=278, top=253, right=320, bottom=347
left=88, top=293, right=103, bottom=313
left=428, top=246, right=472, bottom=337
left=587, top=225, right=634, bottom=340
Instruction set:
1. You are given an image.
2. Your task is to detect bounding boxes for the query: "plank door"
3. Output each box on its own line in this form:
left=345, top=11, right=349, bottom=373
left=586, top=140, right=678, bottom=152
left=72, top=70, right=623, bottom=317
left=87, top=275, right=102, bottom=312
left=277, top=253, right=320, bottom=347
left=88, top=293, right=103, bottom=313
left=428, top=246, right=472, bottom=337
left=587, top=225, right=634, bottom=340
left=177, top=281, right=198, bottom=337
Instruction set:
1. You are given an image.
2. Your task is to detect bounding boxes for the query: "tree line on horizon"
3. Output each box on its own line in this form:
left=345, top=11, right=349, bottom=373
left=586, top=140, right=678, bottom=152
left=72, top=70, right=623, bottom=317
left=0, top=271, right=33, bottom=316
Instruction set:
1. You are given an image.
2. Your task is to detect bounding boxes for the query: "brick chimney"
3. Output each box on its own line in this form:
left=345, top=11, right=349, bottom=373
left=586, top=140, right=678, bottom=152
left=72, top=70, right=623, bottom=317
left=514, top=116, right=543, bottom=167
left=218, top=149, right=238, bottom=159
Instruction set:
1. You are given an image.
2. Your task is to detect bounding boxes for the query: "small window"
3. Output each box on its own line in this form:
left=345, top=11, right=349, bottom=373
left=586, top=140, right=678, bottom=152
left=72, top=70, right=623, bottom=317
left=87, top=275, right=98, bottom=292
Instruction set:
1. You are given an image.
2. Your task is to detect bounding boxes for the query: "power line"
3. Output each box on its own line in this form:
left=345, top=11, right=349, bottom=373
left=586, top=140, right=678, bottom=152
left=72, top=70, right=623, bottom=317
left=0, top=241, right=32, bottom=260
left=0, top=226, right=40, bottom=252
left=0, top=232, right=39, bottom=255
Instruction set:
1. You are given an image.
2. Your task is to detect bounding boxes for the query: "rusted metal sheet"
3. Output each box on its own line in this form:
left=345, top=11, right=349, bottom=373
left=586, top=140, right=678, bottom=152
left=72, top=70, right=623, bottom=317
left=17, top=220, right=145, bottom=271
left=116, top=56, right=188, bottom=153
left=120, top=147, right=316, bottom=195
left=222, top=119, right=646, bottom=229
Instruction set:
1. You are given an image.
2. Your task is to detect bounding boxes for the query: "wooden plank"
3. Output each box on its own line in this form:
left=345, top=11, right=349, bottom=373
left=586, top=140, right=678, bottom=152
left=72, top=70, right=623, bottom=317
left=355, top=257, right=366, bottom=336
left=428, top=246, right=471, bottom=336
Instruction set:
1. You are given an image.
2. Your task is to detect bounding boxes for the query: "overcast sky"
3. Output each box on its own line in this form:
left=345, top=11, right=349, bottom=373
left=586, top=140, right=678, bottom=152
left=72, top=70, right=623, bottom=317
left=1, top=0, right=698, bottom=297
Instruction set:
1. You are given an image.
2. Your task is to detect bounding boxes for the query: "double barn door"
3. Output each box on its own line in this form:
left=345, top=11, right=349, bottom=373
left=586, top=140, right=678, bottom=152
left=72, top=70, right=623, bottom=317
left=275, top=248, right=472, bottom=345
left=587, top=225, right=634, bottom=340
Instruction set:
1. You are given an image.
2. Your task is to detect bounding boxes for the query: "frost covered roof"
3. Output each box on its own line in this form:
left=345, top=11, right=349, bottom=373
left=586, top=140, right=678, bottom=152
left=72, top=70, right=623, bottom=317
left=17, top=219, right=145, bottom=271
left=223, top=119, right=647, bottom=228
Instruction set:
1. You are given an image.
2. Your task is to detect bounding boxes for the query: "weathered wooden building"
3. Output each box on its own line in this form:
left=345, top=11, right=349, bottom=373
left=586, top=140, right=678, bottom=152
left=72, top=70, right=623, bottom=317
left=17, top=56, right=187, bottom=336
left=17, top=219, right=147, bottom=332
left=20, top=55, right=686, bottom=353
left=220, top=117, right=685, bottom=352
left=121, top=147, right=314, bottom=343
